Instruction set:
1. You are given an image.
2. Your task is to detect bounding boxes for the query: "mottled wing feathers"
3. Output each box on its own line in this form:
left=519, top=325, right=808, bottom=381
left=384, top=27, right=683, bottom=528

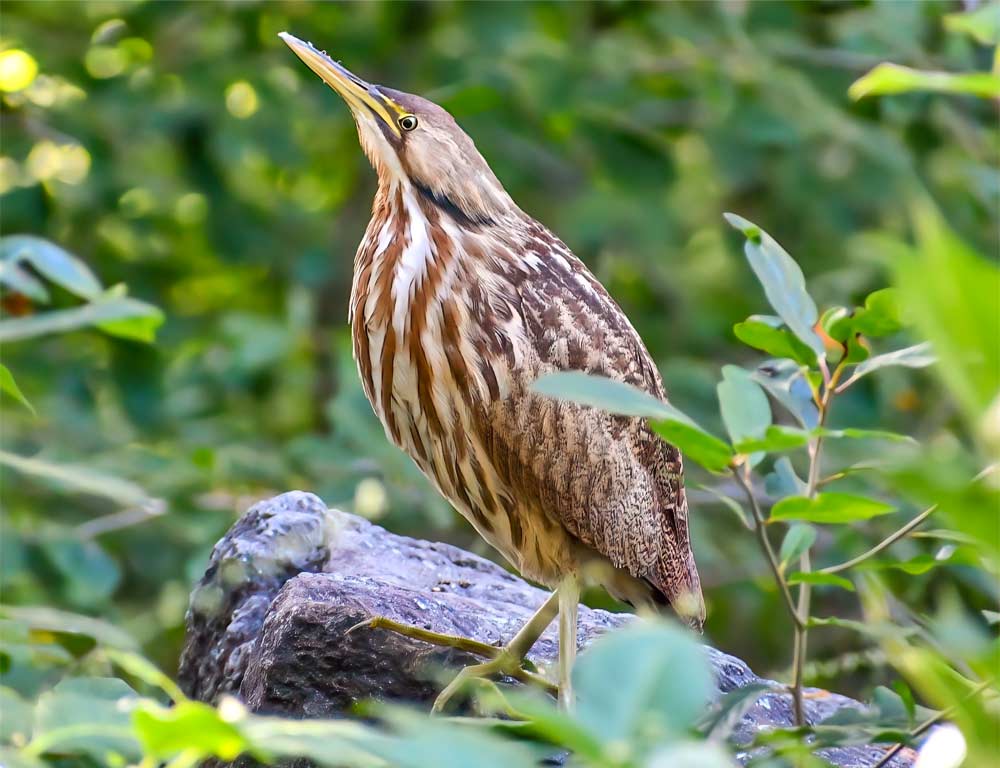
left=480, top=225, right=704, bottom=622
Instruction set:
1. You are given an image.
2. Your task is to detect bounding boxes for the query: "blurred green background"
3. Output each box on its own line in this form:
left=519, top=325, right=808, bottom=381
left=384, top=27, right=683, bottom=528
left=1, top=0, right=996, bottom=703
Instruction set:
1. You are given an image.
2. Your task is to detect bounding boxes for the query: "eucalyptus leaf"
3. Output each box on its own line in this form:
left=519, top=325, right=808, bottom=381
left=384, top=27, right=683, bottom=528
left=724, top=213, right=823, bottom=360
left=770, top=493, right=895, bottom=523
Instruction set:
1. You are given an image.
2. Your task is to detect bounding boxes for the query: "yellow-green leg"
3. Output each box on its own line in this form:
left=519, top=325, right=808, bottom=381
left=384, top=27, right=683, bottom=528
left=350, top=585, right=572, bottom=712
left=558, top=573, right=580, bottom=711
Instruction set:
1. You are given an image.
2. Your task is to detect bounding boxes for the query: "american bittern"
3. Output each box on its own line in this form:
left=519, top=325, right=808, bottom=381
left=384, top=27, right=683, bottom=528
left=281, top=33, right=704, bottom=712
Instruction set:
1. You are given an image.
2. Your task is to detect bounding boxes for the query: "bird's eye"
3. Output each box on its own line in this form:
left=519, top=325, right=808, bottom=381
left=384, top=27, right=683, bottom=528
left=398, top=114, right=418, bottom=132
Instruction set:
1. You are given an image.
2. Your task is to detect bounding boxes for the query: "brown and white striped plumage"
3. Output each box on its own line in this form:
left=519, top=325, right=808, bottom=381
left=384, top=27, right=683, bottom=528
left=293, top=49, right=704, bottom=626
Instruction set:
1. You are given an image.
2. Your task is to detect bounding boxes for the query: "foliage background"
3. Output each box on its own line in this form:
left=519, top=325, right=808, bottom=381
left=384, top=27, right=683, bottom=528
left=1, top=0, right=997, bottom=755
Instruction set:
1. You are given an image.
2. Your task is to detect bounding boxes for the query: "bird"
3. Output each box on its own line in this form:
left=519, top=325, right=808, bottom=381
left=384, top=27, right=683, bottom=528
left=280, top=32, right=704, bottom=712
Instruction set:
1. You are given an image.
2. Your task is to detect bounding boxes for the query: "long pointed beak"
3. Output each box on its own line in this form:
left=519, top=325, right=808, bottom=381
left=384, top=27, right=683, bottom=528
left=279, top=32, right=400, bottom=138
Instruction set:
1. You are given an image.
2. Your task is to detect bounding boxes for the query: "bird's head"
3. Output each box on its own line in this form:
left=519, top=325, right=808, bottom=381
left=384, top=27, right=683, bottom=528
left=280, top=33, right=512, bottom=225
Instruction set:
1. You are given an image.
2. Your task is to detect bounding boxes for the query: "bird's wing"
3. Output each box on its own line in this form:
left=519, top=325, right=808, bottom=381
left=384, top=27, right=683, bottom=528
left=477, top=225, right=703, bottom=622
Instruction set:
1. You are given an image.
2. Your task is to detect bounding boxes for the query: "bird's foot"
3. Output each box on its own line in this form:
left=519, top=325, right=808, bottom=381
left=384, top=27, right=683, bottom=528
left=432, top=647, right=556, bottom=714
left=348, top=614, right=557, bottom=712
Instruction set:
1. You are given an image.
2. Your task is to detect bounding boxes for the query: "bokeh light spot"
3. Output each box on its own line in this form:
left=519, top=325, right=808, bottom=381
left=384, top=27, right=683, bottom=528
left=85, top=45, right=127, bottom=79
left=0, top=49, right=39, bottom=92
left=225, top=81, right=259, bottom=119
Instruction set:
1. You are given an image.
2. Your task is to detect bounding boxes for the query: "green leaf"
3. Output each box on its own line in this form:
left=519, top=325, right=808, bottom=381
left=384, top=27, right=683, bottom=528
left=238, top=713, right=385, bottom=768
left=0, top=261, right=49, bottom=303
left=751, top=359, right=819, bottom=428
left=734, top=425, right=810, bottom=454
left=697, top=483, right=750, bottom=528
left=765, top=457, right=807, bottom=499
left=133, top=700, right=249, bottom=762
left=0, top=235, right=102, bottom=300
left=574, top=619, right=713, bottom=746
left=0, top=686, right=32, bottom=745
left=771, top=493, right=895, bottom=523
left=30, top=677, right=140, bottom=761
left=0, top=450, right=154, bottom=508
left=849, top=63, right=1000, bottom=100
left=40, top=536, right=121, bottom=607
left=787, top=571, right=855, bottom=591
left=853, top=289, right=904, bottom=338
left=0, top=295, right=163, bottom=343
left=717, top=365, right=771, bottom=446
left=0, top=365, right=34, bottom=415
left=823, top=427, right=915, bottom=444
left=651, top=420, right=734, bottom=473
left=533, top=372, right=734, bottom=472
left=850, top=342, right=936, bottom=383
left=856, top=554, right=950, bottom=575
left=733, top=315, right=816, bottom=366
left=894, top=202, right=999, bottom=447
left=647, top=741, right=738, bottom=768
left=723, top=213, right=823, bottom=360
left=532, top=371, right=678, bottom=420
left=779, top=524, right=816, bottom=569
left=0, top=606, right=137, bottom=651
left=944, top=3, right=1000, bottom=45
left=697, top=682, right=775, bottom=740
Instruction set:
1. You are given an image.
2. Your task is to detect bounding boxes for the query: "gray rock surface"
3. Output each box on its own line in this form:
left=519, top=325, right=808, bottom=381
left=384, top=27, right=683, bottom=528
left=179, top=491, right=914, bottom=767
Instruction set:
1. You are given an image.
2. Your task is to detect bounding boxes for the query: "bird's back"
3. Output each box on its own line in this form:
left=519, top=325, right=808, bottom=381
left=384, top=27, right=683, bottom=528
left=350, top=184, right=704, bottom=627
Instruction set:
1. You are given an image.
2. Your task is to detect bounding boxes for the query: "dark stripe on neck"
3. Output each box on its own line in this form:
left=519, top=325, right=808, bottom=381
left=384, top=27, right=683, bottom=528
left=412, top=181, right=494, bottom=228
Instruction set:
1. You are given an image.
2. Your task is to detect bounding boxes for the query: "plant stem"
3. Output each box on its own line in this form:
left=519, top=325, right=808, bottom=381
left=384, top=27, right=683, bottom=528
left=871, top=677, right=995, bottom=768
left=731, top=465, right=803, bottom=630
left=789, top=358, right=846, bottom=726
left=820, top=505, right=938, bottom=575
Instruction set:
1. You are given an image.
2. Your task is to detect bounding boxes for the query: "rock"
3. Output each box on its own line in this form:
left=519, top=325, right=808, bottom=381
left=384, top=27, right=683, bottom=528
left=179, top=492, right=914, bottom=767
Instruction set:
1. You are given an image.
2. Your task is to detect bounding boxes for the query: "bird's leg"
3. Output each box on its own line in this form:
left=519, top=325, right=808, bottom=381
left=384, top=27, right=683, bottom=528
left=347, top=616, right=504, bottom=660
left=430, top=588, right=561, bottom=713
left=557, top=572, right=580, bottom=711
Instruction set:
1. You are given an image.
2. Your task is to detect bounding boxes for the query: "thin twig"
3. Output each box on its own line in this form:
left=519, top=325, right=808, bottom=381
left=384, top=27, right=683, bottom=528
left=871, top=678, right=995, bottom=768
left=731, top=466, right=803, bottom=629
left=820, top=505, right=938, bottom=575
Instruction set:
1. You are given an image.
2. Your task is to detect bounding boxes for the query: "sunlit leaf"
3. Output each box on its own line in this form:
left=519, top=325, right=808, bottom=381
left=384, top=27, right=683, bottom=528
left=733, top=315, right=816, bottom=366
left=850, top=342, right=936, bottom=383
left=0, top=295, right=163, bottom=343
left=31, top=677, right=140, bottom=761
left=849, top=63, right=1000, bottom=100
left=0, top=235, right=102, bottom=300
left=133, top=700, right=249, bottom=762
left=734, top=425, right=810, bottom=454
left=787, top=571, right=855, bottom=591
left=770, top=493, right=895, bottom=523
left=651, top=420, right=734, bottom=473
left=779, top=524, right=816, bottom=569
left=0, top=364, right=34, bottom=415
left=0, top=686, right=32, bottom=745
left=944, top=3, right=1000, bottom=45
left=724, top=213, right=824, bottom=360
